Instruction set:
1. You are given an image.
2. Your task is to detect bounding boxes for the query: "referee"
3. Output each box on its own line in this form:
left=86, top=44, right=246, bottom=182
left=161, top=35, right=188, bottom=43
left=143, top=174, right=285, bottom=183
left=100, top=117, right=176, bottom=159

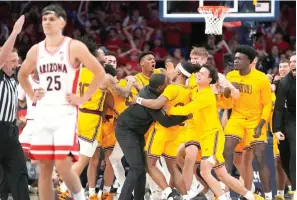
left=0, top=15, right=30, bottom=200
left=116, top=73, right=188, bottom=200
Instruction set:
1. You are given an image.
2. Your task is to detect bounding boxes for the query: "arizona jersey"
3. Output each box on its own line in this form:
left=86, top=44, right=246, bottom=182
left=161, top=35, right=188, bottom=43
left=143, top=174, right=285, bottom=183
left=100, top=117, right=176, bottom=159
left=226, top=69, right=272, bottom=121
left=78, top=66, right=106, bottom=112
left=36, top=37, right=80, bottom=105
left=17, top=75, right=40, bottom=119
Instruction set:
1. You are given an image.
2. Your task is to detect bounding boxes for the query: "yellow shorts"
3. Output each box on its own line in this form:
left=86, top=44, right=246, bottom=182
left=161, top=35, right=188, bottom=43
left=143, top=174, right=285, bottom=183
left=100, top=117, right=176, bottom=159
left=233, top=135, right=251, bottom=154
left=145, top=126, right=185, bottom=159
left=77, top=110, right=102, bottom=144
left=182, top=127, right=201, bottom=147
left=144, top=124, right=155, bottom=143
left=201, top=131, right=225, bottom=168
left=224, top=118, right=267, bottom=147
left=77, top=110, right=103, bottom=157
left=273, top=136, right=280, bottom=158
left=100, top=117, right=116, bottom=150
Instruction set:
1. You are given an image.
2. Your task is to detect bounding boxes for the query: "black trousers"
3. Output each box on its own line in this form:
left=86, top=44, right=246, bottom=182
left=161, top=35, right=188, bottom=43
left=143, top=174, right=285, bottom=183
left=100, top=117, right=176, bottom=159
left=0, top=122, right=30, bottom=200
left=278, top=119, right=296, bottom=190
left=116, top=125, right=146, bottom=200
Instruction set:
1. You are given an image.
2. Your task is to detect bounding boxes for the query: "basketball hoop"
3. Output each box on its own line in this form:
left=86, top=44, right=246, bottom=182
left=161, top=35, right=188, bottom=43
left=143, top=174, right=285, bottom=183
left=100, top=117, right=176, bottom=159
left=198, top=6, right=230, bottom=35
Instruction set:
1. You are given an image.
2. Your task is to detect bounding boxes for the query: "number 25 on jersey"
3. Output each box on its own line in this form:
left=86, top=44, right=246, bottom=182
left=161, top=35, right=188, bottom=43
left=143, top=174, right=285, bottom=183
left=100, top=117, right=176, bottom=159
left=47, top=75, right=61, bottom=91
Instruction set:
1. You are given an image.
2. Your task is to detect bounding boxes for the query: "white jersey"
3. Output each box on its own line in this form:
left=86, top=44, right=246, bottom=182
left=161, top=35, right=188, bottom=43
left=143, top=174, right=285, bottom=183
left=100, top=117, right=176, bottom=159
left=36, top=37, right=80, bottom=105
left=17, top=75, right=40, bottom=119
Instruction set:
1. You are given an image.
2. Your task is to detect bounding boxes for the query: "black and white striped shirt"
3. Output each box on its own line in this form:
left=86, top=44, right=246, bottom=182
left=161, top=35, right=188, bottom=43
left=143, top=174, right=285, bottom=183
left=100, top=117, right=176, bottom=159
left=0, top=71, right=18, bottom=122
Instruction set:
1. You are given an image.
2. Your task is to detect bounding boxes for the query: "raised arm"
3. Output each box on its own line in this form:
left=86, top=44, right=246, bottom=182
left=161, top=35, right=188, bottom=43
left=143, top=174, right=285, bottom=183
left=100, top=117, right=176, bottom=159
left=0, top=15, right=24, bottom=68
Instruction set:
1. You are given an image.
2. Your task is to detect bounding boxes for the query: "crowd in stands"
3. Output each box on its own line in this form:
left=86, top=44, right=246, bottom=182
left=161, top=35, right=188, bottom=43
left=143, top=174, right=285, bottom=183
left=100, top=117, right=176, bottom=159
left=0, top=1, right=295, bottom=76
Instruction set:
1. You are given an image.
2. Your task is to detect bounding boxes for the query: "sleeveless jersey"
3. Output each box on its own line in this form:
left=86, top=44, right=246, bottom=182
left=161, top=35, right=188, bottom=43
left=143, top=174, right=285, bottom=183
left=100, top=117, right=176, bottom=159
left=17, top=75, right=40, bottom=119
left=36, top=37, right=80, bottom=105
left=78, top=66, right=106, bottom=112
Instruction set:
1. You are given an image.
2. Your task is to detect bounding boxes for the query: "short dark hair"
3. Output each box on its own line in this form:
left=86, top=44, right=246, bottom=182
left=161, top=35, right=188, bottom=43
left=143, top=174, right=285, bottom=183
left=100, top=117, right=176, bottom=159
left=105, top=50, right=117, bottom=57
left=76, top=35, right=98, bottom=57
left=139, top=51, right=154, bottom=63
left=104, top=64, right=117, bottom=77
left=42, top=4, right=67, bottom=21
left=203, top=64, right=219, bottom=84
left=234, top=45, right=257, bottom=63
left=192, top=64, right=202, bottom=73
left=149, top=73, right=166, bottom=90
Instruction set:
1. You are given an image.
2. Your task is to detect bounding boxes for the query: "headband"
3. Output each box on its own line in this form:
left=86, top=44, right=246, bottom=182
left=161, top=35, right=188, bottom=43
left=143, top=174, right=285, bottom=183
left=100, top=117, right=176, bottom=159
left=177, top=64, right=191, bottom=78
left=42, top=10, right=65, bottom=21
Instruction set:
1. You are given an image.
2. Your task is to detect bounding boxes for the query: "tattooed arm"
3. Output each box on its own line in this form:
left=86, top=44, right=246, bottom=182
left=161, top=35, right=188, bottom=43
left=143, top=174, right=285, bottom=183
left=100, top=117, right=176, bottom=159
left=111, top=76, right=136, bottom=98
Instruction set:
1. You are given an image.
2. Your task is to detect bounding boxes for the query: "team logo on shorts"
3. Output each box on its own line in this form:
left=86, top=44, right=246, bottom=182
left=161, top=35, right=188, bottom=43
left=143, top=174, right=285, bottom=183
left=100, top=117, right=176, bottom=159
left=60, top=51, right=64, bottom=61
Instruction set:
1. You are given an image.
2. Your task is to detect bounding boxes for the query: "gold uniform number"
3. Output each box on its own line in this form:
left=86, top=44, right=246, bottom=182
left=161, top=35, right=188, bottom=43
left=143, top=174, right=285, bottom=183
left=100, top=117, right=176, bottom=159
left=79, top=82, right=92, bottom=101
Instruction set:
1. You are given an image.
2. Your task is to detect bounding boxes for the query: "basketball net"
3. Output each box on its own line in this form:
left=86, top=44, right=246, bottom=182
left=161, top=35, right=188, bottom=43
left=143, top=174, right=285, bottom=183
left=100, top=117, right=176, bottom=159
left=198, top=6, right=230, bottom=35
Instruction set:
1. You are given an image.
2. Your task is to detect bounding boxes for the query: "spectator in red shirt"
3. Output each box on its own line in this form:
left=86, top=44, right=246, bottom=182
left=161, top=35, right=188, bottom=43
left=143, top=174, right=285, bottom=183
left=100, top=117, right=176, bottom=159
left=152, top=38, right=168, bottom=63
left=272, top=32, right=289, bottom=53
left=104, top=28, right=124, bottom=52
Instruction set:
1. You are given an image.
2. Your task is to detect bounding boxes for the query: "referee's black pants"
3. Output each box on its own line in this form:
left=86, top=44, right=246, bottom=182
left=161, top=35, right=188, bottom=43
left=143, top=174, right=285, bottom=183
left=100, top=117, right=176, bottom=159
left=278, top=119, right=296, bottom=191
left=116, top=125, right=146, bottom=200
left=0, top=122, right=30, bottom=200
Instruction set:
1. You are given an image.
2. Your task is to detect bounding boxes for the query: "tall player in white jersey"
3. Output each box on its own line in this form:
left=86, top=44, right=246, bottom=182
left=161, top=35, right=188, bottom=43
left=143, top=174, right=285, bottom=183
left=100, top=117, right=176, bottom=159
left=18, top=71, right=39, bottom=156
left=18, top=4, right=107, bottom=200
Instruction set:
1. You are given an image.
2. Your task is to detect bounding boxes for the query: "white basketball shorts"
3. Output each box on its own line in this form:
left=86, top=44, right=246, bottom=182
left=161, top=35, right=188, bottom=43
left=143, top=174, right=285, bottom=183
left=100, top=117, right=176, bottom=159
left=29, top=104, right=79, bottom=161
left=19, top=119, right=35, bottom=153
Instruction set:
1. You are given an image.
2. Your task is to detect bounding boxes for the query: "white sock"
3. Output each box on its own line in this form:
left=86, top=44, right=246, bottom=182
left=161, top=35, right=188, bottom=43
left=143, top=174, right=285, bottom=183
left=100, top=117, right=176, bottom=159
left=264, top=192, right=272, bottom=199
left=218, top=194, right=228, bottom=200
left=277, top=190, right=284, bottom=197
left=60, top=182, right=68, bottom=192
left=192, top=175, right=199, bottom=187
left=163, top=187, right=173, bottom=198
left=182, top=194, right=190, bottom=200
left=251, top=183, right=255, bottom=193
left=89, top=187, right=96, bottom=196
left=288, top=185, right=292, bottom=191
left=219, top=181, right=226, bottom=191
left=244, top=191, right=255, bottom=200
left=72, top=188, right=85, bottom=200
left=103, top=185, right=111, bottom=193
left=204, top=189, right=214, bottom=200
left=225, top=191, right=231, bottom=199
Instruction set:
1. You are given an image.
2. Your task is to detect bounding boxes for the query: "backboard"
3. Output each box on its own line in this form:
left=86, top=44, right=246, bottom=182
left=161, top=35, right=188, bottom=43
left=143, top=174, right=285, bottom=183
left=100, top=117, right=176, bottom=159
left=159, top=0, right=280, bottom=22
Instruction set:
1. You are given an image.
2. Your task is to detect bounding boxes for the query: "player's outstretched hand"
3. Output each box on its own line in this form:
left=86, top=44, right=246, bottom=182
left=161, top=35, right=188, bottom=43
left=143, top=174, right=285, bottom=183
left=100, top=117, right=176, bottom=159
left=66, top=94, right=86, bottom=105
left=12, top=15, right=25, bottom=35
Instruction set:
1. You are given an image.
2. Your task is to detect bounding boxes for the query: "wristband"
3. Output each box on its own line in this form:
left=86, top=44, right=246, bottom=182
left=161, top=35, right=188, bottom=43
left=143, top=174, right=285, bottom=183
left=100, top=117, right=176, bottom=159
left=136, top=97, right=143, bottom=105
